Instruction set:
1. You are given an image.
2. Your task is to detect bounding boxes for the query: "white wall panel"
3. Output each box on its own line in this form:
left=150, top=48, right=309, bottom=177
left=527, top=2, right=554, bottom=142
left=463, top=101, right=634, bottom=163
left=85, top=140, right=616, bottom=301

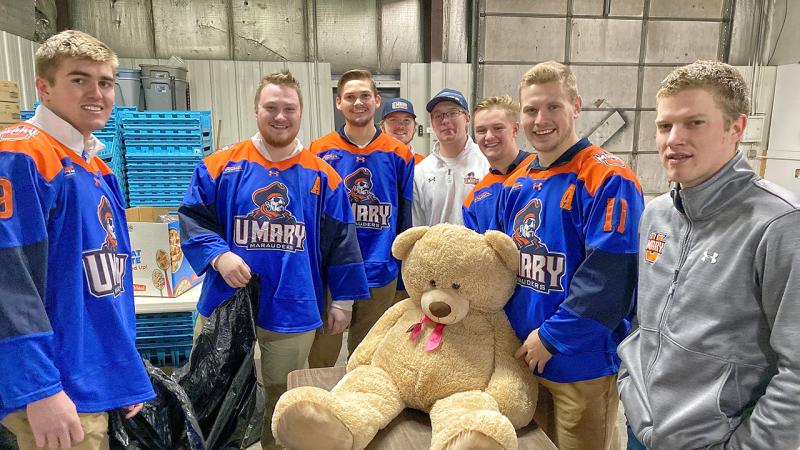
left=0, top=30, right=38, bottom=110
left=401, top=62, right=432, bottom=155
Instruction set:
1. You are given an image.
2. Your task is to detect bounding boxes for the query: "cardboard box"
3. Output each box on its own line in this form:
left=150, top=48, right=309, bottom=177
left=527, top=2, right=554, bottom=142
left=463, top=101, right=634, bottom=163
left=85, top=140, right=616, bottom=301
left=126, top=206, right=203, bottom=297
left=0, top=81, right=19, bottom=103
left=0, top=102, right=20, bottom=123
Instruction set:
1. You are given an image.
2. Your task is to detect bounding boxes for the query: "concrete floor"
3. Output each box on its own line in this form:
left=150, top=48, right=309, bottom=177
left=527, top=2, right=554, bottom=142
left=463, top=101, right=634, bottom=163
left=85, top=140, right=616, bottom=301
left=249, top=333, right=630, bottom=450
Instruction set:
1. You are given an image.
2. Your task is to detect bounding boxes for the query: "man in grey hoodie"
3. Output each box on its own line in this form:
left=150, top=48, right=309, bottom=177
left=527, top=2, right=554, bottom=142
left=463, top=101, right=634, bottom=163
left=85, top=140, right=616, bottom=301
left=617, top=60, right=800, bottom=449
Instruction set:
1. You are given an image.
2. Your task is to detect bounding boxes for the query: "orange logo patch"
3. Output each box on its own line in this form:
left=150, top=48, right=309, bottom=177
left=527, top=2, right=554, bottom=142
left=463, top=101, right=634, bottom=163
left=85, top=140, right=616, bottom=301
left=644, top=232, right=666, bottom=264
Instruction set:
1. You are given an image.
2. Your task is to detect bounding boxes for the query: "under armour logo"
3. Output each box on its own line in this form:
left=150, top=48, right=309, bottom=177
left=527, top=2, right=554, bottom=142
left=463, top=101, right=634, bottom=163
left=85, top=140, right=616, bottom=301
left=701, top=251, right=718, bottom=264
left=356, top=157, right=366, bottom=163
left=428, top=177, right=436, bottom=183
left=269, top=170, right=279, bottom=176
left=532, top=182, right=543, bottom=191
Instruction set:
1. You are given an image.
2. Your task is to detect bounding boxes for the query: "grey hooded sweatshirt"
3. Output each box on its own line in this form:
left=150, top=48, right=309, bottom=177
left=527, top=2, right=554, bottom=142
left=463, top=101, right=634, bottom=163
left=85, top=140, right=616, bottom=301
left=617, top=153, right=800, bottom=449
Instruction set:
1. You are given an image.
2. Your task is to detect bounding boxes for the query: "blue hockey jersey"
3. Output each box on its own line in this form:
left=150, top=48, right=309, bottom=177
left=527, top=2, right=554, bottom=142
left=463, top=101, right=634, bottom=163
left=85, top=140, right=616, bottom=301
left=463, top=150, right=533, bottom=233
left=0, top=121, right=155, bottom=418
left=310, top=128, right=414, bottom=288
left=498, top=138, right=644, bottom=383
left=179, top=139, right=370, bottom=333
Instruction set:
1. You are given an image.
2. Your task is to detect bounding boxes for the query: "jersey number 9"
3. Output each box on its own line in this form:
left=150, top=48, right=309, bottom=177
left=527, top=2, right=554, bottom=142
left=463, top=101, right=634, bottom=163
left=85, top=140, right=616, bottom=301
left=0, top=177, right=12, bottom=219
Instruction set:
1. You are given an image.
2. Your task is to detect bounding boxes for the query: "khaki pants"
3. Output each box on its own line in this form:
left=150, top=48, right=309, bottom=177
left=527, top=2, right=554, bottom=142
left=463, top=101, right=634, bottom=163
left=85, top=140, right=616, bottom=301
left=533, top=374, right=620, bottom=450
left=2, top=411, right=109, bottom=450
left=307, top=279, right=397, bottom=368
left=194, top=314, right=315, bottom=450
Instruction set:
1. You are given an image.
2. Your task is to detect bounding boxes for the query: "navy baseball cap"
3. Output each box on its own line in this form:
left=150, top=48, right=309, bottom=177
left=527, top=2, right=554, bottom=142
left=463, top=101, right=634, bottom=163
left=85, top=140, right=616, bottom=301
left=382, top=97, right=416, bottom=120
left=426, top=88, right=468, bottom=112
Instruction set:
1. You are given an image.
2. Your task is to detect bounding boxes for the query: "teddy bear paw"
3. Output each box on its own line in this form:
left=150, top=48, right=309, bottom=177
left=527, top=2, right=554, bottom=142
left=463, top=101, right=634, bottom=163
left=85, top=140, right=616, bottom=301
left=442, top=430, right=507, bottom=450
left=274, top=399, right=354, bottom=450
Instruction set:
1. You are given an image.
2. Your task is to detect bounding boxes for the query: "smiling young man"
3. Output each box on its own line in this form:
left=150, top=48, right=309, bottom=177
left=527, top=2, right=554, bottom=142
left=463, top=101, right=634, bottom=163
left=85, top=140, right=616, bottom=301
left=307, top=69, right=414, bottom=368
left=617, top=61, right=800, bottom=450
left=0, top=30, right=155, bottom=449
left=462, top=95, right=533, bottom=233
left=496, top=61, right=643, bottom=449
left=413, top=88, right=489, bottom=226
left=179, top=71, right=369, bottom=449
left=380, top=97, right=424, bottom=165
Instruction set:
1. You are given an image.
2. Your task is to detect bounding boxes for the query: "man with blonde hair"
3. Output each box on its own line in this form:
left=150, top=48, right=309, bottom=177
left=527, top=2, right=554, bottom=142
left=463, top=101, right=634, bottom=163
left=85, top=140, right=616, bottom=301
left=498, top=61, right=644, bottom=449
left=308, top=69, right=414, bottom=367
left=618, top=60, right=800, bottom=449
left=463, top=95, right=533, bottom=233
left=0, top=30, right=155, bottom=449
left=179, top=70, right=369, bottom=448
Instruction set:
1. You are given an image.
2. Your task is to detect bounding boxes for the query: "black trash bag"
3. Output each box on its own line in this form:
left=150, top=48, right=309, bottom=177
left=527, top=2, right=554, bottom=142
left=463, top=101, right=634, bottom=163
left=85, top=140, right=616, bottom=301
left=0, top=423, right=18, bottom=449
left=174, top=277, right=265, bottom=450
left=110, top=277, right=264, bottom=450
left=109, top=360, right=205, bottom=450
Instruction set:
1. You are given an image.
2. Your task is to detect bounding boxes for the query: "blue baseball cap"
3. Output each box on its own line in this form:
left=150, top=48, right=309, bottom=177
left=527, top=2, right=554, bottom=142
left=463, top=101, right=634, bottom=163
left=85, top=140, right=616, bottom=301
left=426, top=88, right=468, bottom=112
left=382, top=97, right=416, bottom=120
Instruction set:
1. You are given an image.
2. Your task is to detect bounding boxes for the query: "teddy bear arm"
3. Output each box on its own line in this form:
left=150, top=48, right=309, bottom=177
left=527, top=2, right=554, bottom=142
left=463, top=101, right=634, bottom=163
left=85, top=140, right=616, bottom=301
left=485, top=316, right=538, bottom=429
left=347, top=299, right=416, bottom=371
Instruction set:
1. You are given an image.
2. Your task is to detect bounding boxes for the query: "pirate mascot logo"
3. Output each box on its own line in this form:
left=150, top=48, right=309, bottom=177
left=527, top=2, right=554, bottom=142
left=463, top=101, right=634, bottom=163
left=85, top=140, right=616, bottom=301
left=82, top=196, right=127, bottom=297
left=344, top=167, right=391, bottom=229
left=234, top=181, right=307, bottom=251
left=512, top=199, right=566, bottom=293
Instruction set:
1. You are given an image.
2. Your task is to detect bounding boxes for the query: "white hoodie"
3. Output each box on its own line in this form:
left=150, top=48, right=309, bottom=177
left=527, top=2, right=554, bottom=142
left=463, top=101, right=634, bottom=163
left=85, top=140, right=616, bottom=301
left=412, top=136, right=489, bottom=226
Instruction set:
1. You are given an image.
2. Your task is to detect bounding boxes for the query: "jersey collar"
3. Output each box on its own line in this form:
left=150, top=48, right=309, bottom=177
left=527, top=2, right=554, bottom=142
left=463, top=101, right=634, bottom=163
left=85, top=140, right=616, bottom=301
left=338, top=125, right=381, bottom=148
left=250, top=133, right=303, bottom=162
left=28, top=104, right=106, bottom=161
left=527, top=137, right=591, bottom=171
left=489, top=149, right=531, bottom=175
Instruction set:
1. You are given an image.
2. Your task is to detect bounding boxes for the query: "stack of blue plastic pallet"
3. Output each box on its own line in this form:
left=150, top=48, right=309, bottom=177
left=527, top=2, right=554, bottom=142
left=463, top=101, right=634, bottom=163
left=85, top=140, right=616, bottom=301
left=121, top=111, right=212, bottom=207
left=135, top=311, right=195, bottom=367
left=96, top=107, right=133, bottom=200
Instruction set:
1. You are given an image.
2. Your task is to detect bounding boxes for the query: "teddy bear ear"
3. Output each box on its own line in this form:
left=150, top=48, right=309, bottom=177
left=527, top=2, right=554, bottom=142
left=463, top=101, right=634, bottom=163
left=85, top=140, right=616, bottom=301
left=484, top=230, right=519, bottom=273
left=392, top=226, right=430, bottom=261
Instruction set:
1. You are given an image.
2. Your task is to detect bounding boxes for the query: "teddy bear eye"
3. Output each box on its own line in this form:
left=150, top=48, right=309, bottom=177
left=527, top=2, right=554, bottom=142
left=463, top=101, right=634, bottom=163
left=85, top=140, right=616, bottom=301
left=429, top=280, right=437, bottom=288
left=451, top=283, right=460, bottom=290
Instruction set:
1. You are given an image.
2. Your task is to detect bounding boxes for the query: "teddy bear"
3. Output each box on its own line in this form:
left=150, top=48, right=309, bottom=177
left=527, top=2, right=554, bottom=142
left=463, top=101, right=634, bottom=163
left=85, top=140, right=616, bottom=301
left=272, top=224, right=538, bottom=450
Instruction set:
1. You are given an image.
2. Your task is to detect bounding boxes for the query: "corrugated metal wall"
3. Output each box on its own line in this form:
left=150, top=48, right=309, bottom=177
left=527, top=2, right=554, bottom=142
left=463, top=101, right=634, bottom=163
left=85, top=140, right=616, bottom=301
left=71, top=0, right=425, bottom=75
left=473, top=0, right=775, bottom=198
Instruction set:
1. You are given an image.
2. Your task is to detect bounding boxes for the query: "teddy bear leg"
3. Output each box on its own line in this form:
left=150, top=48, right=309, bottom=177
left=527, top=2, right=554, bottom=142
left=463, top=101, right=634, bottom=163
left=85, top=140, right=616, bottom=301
left=272, top=366, right=405, bottom=450
left=272, top=386, right=353, bottom=450
left=429, top=391, right=518, bottom=450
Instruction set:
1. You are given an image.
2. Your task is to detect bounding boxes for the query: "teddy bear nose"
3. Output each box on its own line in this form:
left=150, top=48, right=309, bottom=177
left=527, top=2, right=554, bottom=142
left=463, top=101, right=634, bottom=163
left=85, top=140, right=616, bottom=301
left=429, top=301, right=452, bottom=318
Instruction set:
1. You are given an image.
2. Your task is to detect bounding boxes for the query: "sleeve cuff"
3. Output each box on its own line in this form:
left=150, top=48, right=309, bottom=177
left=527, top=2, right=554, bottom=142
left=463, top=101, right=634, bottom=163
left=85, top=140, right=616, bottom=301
left=538, top=330, right=560, bottom=355
left=331, top=300, right=354, bottom=312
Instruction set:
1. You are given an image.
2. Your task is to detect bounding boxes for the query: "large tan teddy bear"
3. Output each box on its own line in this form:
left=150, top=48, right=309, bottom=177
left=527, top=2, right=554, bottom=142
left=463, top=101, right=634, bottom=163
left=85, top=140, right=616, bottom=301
left=272, top=224, right=538, bottom=450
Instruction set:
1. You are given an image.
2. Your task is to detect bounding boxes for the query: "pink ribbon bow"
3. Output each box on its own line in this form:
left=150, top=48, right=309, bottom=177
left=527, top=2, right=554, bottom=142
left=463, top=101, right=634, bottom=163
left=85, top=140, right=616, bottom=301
left=407, top=315, right=446, bottom=351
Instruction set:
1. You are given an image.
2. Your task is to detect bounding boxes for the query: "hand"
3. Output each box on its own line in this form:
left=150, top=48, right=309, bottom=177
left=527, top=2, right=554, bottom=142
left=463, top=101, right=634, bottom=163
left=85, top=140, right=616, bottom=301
left=514, top=328, right=553, bottom=373
left=123, top=403, right=144, bottom=419
left=326, top=307, right=352, bottom=335
left=214, top=252, right=251, bottom=288
left=26, top=391, right=84, bottom=449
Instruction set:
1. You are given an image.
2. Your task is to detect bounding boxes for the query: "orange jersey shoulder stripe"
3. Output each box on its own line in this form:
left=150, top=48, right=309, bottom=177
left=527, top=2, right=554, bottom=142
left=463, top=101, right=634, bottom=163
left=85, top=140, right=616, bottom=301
left=463, top=172, right=508, bottom=208
left=0, top=123, right=68, bottom=182
left=413, top=153, right=425, bottom=165
left=311, top=131, right=414, bottom=164
left=503, top=147, right=642, bottom=196
left=205, top=139, right=342, bottom=190
left=203, top=139, right=251, bottom=179
left=295, top=150, right=342, bottom=190
left=575, top=146, right=642, bottom=196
